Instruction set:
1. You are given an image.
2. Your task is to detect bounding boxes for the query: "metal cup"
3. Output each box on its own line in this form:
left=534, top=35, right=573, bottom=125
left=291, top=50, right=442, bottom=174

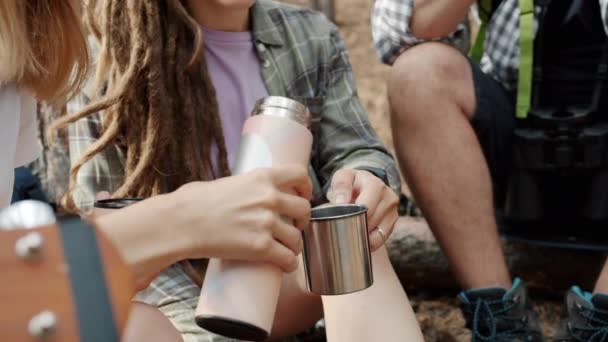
left=94, top=198, right=143, bottom=209
left=302, top=204, right=373, bottom=296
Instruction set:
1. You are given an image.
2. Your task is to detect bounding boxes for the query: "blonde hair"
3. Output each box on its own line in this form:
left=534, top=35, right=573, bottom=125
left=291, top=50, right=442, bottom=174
left=0, top=1, right=89, bottom=102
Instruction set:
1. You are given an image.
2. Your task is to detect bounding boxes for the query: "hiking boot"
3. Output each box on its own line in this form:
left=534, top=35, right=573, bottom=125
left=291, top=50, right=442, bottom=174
left=553, top=287, right=608, bottom=341
left=458, top=278, right=544, bottom=341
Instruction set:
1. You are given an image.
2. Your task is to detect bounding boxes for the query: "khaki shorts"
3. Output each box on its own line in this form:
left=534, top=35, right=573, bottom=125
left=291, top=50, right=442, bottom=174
left=134, top=264, right=305, bottom=342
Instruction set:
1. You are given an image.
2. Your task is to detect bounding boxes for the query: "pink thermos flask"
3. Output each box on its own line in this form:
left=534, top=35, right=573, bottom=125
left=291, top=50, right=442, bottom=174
left=195, top=96, right=313, bottom=341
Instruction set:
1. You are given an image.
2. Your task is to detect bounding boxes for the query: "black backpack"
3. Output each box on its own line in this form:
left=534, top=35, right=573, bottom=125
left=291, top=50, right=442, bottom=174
left=493, top=0, right=608, bottom=250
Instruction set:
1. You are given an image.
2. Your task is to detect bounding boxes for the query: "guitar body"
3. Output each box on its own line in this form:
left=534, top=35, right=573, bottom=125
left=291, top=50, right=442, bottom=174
left=0, top=224, right=133, bottom=341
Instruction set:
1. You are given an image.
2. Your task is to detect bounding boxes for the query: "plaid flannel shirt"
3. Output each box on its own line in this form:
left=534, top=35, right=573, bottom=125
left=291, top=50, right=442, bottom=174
left=28, top=103, right=71, bottom=207
left=68, top=1, right=399, bottom=340
left=372, top=0, right=608, bottom=91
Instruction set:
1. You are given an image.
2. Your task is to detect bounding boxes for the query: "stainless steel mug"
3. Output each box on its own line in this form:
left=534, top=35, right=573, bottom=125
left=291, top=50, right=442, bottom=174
left=196, top=96, right=313, bottom=341
left=302, top=204, right=374, bottom=295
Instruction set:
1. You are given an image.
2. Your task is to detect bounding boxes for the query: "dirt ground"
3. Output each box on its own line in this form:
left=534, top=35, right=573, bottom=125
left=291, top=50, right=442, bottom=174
left=283, top=0, right=563, bottom=340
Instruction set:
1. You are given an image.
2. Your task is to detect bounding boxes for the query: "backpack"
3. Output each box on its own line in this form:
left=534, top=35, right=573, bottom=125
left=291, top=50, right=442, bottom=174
left=470, top=0, right=535, bottom=119
left=470, top=0, right=608, bottom=120
left=495, top=0, right=608, bottom=245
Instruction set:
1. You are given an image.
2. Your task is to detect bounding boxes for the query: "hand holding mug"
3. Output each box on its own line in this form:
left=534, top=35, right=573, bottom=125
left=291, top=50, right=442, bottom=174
left=327, top=169, right=398, bottom=251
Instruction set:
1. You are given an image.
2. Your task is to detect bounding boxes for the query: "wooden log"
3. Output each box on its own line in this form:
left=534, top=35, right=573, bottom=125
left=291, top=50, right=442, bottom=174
left=387, top=217, right=606, bottom=294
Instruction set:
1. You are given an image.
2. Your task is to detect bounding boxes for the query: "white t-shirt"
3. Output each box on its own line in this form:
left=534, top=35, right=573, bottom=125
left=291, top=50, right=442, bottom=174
left=0, top=84, right=40, bottom=208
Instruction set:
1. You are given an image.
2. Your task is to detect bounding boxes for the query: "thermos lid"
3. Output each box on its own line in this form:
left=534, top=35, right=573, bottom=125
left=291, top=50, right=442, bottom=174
left=252, top=96, right=311, bottom=129
left=195, top=316, right=269, bottom=342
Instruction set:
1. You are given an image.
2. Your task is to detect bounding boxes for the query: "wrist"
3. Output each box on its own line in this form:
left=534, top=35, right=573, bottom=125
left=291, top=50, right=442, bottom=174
left=157, top=191, right=195, bottom=261
left=96, top=194, right=187, bottom=285
left=354, top=166, right=389, bottom=186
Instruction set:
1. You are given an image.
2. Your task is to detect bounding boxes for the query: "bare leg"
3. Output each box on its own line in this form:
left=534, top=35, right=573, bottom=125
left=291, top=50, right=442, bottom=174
left=270, top=259, right=323, bottom=339
left=322, top=247, right=424, bottom=342
left=387, top=42, right=511, bottom=289
left=122, top=302, right=183, bottom=342
left=594, top=258, right=608, bottom=293
left=271, top=250, right=422, bottom=341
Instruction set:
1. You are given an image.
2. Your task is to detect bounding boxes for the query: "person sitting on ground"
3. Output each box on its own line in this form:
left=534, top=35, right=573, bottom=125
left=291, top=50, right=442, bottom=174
left=54, top=0, right=425, bottom=341
left=372, top=0, right=608, bottom=341
left=0, top=2, right=318, bottom=341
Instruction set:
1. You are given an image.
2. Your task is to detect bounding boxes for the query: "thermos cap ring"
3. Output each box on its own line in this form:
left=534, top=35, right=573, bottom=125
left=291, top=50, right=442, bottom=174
left=252, top=96, right=311, bottom=128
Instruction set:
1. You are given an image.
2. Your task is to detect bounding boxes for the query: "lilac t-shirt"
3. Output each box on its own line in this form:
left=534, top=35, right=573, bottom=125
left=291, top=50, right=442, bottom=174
left=204, top=27, right=269, bottom=171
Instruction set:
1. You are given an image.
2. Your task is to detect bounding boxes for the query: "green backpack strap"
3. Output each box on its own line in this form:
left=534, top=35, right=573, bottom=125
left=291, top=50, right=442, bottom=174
left=470, top=0, right=493, bottom=63
left=516, top=0, right=535, bottom=119
left=471, top=0, right=535, bottom=119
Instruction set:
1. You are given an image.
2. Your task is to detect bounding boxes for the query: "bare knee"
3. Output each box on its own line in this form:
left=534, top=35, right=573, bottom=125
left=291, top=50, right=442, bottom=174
left=387, top=42, right=475, bottom=126
left=122, top=303, right=182, bottom=342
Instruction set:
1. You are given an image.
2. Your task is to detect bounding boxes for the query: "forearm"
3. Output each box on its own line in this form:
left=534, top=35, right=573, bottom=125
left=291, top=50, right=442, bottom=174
left=319, top=24, right=400, bottom=194
left=410, top=0, right=474, bottom=39
left=96, top=193, right=189, bottom=289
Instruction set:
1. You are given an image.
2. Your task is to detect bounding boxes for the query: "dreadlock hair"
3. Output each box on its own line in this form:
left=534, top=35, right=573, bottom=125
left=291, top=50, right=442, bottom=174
left=52, top=0, right=230, bottom=212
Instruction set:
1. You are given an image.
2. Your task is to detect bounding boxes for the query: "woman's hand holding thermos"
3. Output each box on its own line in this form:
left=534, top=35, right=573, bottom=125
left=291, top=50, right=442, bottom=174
left=91, top=164, right=311, bottom=291
left=173, top=165, right=312, bottom=272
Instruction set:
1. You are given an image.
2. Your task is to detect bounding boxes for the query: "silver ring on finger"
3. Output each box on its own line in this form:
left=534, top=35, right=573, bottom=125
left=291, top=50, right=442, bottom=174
left=375, top=226, right=386, bottom=243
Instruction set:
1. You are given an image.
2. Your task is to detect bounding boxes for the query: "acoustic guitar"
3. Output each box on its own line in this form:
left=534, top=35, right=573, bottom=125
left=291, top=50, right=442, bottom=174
left=0, top=201, right=133, bottom=342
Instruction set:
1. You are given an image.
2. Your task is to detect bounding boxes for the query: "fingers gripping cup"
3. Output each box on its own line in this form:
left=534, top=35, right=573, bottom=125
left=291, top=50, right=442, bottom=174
left=302, top=204, right=374, bottom=296
left=195, top=97, right=313, bottom=341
